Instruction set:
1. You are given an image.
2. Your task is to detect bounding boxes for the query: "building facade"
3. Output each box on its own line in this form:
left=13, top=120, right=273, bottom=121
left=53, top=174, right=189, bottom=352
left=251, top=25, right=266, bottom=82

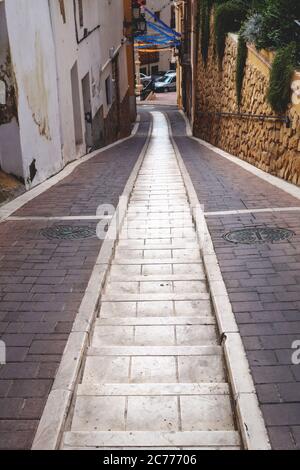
left=0, top=0, right=135, bottom=189
left=139, top=0, right=176, bottom=76
left=174, top=0, right=197, bottom=123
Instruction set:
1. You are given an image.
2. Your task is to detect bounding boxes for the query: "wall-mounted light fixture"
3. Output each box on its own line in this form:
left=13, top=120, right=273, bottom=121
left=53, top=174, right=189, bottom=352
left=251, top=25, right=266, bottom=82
left=124, top=1, right=147, bottom=38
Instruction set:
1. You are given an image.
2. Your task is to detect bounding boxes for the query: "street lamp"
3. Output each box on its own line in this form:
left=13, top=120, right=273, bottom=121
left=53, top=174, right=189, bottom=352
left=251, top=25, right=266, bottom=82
left=135, top=14, right=147, bottom=35
left=124, top=2, right=147, bottom=37
left=132, top=3, right=141, bottom=20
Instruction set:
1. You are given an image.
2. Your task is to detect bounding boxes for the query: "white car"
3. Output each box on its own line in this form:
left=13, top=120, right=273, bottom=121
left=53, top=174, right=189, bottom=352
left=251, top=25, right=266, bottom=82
left=165, top=70, right=176, bottom=77
left=140, top=73, right=152, bottom=84
left=154, top=74, right=176, bottom=93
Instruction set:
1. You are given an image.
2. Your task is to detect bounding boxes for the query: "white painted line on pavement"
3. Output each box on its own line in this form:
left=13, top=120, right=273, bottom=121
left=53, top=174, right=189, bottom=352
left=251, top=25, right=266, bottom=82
left=7, top=215, right=112, bottom=221
left=205, top=207, right=300, bottom=216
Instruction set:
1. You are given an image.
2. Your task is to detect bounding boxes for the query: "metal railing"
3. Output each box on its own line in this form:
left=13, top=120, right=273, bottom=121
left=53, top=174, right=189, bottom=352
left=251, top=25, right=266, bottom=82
left=198, top=110, right=291, bottom=128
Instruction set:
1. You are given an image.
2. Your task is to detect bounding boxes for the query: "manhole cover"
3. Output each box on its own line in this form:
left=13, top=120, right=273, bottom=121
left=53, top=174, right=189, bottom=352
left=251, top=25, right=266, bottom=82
left=223, top=227, right=295, bottom=245
left=40, top=225, right=96, bottom=240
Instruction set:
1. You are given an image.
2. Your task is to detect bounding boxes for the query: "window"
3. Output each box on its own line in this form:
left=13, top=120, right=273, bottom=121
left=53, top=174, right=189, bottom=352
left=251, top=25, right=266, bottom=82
left=170, top=5, right=175, bottom=29
left=78, top=0, right=84, bottom=28
left=154, top=11, right=160, bottom=22
left=151, top=65, right=159, bottom=74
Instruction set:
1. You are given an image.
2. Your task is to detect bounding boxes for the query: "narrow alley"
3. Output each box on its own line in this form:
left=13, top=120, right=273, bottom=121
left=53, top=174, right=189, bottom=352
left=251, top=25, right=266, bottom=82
left=51, top=112, right=244, bottom=450
left=0, top=0, right=300, bottom=457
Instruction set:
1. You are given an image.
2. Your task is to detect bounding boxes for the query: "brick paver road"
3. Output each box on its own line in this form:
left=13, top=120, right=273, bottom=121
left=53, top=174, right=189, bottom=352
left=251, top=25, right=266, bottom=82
left=167, top=109, right=300, bottom=450
left=2, top=104, right=300, bottom=450
left=0, top=112, right=151, bottom=449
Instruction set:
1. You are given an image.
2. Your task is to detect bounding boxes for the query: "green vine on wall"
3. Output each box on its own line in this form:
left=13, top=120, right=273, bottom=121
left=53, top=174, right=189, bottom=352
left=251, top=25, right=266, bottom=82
left=199, top=0, right=214, bottom=66
left=236, top=35, right=248, bottom=108
left=266, top=43, right=296, bottom=114
left=196, top=1, right=298, bottom=112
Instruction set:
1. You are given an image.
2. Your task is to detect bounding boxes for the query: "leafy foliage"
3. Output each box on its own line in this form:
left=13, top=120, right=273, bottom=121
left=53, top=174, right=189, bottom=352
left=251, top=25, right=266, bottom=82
left=200, top=0, right=214, bottom=66
left=251, top=1, right=300, bottom=63
left=240, top=13, right=264, bottom=44
left=266, top=43, right=296, bottom=113
left=196, top=0, right=299, bottom=110
left=236, top=35, right=248, bottom=107
left=214, top=1, right=248, bottom=65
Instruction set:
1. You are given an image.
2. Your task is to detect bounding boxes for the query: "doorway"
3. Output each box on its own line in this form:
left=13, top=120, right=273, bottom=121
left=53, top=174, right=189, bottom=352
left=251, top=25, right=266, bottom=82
left=71, top=62, right=83, bottom=147
left=81, top=72, right=93, bottom=150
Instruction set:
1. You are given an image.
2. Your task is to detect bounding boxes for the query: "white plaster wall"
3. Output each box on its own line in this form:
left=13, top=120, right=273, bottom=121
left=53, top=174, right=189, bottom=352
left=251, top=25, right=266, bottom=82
left=100, top=0, right=128, bottom=118
left=49, top=0, right=102, bottom=164
left=49, top=0, right=128, bottom=162
left=5, top=0, right=63, bottom=188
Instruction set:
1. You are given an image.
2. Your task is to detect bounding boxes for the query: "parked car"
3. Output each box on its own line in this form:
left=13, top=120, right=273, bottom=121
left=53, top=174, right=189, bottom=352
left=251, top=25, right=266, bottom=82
left=140, top=73, right=152, bottom=85
left=165, top=70, right=176, bottom=77
left=153, top=74, right=177, bottom=93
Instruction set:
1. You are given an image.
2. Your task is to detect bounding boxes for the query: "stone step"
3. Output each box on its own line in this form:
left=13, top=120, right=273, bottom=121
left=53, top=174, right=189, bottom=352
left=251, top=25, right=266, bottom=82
left=77, top=383, right=230, bottom=397
left=81, top=355, right=226, bottom=385
left=101, top=293, right=210, bottom=303
left=119, top=229, right=197, bottom=239
left=96, top=316, right=215, bottom=326
left=108, top=273, right=206, bottom=282
left=114, top=249, right=200, bottom=259
left=117, top=239, right=198, bottom=249
left=104, top=281, right=208, bottom=296
left=125, top=213, right=192, bottom=221
left=123, top=222, right=194, bottom=230
left=131, top=193, right=187, bottom=198
left=133, top=185, right=185, bottom=189
left=91, top=324, right=218, bottom=347
left=63, top=431, right=240, bottom=449
left=130, top=197, right=187, bottom=202
left=111, top=258, right=202, bottom=266
left=116, top=248, right=200, bottom=257
left=127, top=206, right=189, bottom=212
left=69, top=393, right=235, bottom=433
left=87, top=345, right=222, bottom=357
left=99, top=299, right=213, bottom=318
left=108, top=264, right=205, bottom=278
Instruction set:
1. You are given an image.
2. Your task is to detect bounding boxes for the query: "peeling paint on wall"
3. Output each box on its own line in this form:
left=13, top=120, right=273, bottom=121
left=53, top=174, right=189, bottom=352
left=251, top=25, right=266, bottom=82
left=58, top=0, right=66, bottom=23
left=0, top=51, right=18, bottom=125
left=23, top=32, right=51, bottom=140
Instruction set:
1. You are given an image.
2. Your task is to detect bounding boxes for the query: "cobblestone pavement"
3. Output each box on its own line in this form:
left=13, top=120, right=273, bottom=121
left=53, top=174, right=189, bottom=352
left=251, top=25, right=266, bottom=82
left=61, top=111, right=241, bottom=450
left=0, top=112, right=151, bottom=449
left=166, top=109, right=300, bottom=450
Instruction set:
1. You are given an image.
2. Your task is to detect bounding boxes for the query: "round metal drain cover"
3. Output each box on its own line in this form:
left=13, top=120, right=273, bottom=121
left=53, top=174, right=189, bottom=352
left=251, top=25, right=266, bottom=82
left=223, top=227, right=295, bottom=245
left=40, top=225, right=96, bottom=240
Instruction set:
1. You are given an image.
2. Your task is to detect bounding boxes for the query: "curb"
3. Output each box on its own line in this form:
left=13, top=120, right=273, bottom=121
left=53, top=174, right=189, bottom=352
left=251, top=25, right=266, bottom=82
left=31, top=116, right=153, bottom=450
left=178, top=110, right=300, bottom=201
left=0, top=117, right=141, bottom=223
left=166, top=112, right=271, bottom=450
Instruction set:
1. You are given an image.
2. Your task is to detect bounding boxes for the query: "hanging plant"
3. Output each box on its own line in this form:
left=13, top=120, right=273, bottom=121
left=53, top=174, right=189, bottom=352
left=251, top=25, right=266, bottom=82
left=200, top=0, right=214, bottom=66
left=214, top=1, right=248, bottom=66
left=236, top=34, right=248, bottom=107
left=267, top=43, right=296, bottom=114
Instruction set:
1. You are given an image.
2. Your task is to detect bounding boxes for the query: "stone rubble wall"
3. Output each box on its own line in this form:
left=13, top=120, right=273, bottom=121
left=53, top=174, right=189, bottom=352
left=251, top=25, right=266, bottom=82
left=194, top=33, right=300, bottom=186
